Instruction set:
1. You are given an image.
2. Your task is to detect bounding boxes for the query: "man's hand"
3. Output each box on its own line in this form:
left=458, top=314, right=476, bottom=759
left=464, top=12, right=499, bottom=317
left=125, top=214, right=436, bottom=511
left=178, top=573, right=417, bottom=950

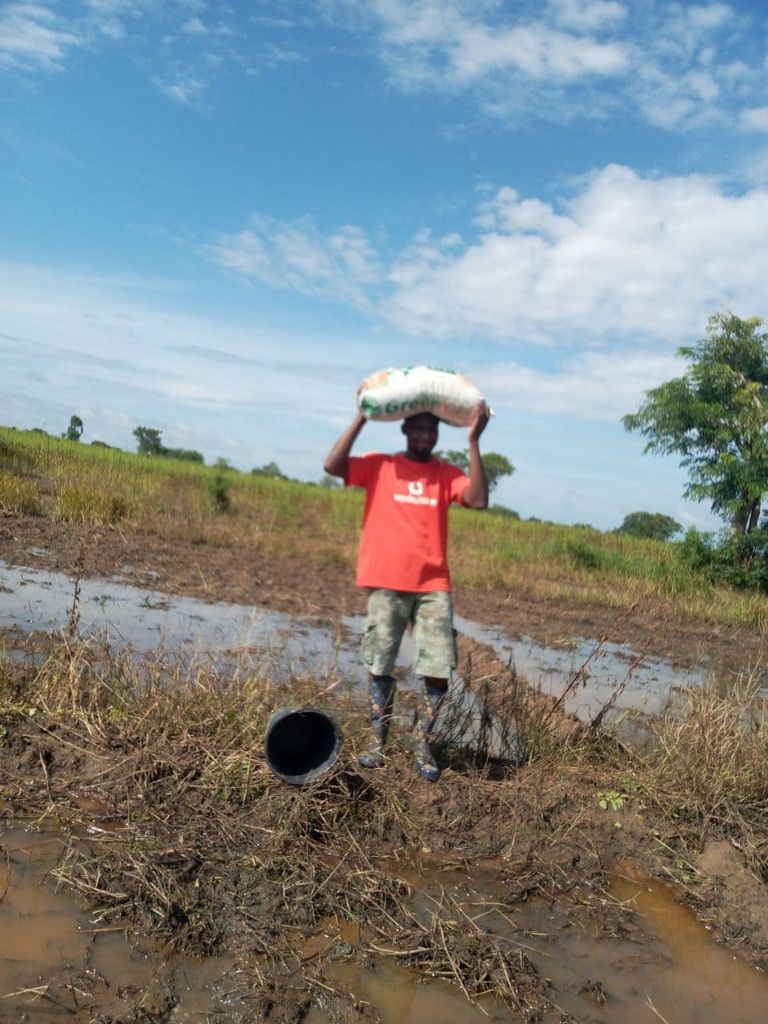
left=323, top=410, right=367, bottom=478
left=468, top=401, right=490, bottom=444
left=462, top=401, right=490, bottom=509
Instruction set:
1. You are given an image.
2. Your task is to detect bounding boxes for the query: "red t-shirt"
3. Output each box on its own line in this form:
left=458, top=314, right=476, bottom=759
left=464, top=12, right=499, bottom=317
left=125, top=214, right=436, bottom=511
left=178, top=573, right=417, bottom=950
left=346, top=453, right=469, bottom=592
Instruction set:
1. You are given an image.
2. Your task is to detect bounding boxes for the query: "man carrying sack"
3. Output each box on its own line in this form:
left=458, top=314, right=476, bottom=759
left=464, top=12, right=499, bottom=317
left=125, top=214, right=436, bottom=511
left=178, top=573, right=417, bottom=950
left=323, top=399, right=490, bottom=780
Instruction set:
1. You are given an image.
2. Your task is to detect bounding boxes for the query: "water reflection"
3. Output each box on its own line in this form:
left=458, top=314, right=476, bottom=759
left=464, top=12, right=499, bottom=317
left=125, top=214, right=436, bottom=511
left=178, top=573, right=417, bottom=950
left=1, top=559, right=709, bottom=726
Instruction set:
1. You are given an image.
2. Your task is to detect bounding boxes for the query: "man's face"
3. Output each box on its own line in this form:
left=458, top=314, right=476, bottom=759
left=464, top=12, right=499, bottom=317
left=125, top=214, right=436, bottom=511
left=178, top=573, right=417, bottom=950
left=402, top=414, right=439, bottom=460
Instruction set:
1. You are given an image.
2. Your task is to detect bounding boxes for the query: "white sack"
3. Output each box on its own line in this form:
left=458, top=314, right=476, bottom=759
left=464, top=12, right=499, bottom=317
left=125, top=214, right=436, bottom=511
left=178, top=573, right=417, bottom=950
left=357, top=366, right=484, bottom=427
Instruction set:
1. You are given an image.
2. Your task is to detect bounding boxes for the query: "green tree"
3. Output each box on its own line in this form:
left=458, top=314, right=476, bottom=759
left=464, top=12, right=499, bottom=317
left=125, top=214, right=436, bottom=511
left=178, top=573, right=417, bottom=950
left=623, top=313, right=768, bottom=535
left=435, top=449, right=514, bottom=494
left=165, top=447, right=204, bottom=463
left=63, top=415, right=83, bottom=441
left=615, top=511, right=682, bottom=542
left=133, top=426, right=165, bottom=456
left=251, top=461, right=286, bottom=479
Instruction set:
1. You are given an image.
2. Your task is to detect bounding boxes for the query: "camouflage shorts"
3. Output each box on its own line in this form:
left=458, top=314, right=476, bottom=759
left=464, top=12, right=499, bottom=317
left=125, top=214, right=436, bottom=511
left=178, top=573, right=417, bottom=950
left=362, top=589, right=457, bottom=679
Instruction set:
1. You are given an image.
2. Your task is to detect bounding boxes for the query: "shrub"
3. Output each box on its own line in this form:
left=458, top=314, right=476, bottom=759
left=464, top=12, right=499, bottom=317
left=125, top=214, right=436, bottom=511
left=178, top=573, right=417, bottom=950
left=616, top=511, right=681, bottom=541
left=205, top=473, right=231, bottom=514
left=565, top=538, right=605, bottom=570
left=487, top=504, right=520, bottom=519
left=677, top=527, right=768, bottom=594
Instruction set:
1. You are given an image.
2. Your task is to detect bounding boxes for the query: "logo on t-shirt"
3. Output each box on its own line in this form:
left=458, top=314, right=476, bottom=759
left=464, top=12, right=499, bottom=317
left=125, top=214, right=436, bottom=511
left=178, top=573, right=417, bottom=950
left=394, top=479, right=437, bottom=507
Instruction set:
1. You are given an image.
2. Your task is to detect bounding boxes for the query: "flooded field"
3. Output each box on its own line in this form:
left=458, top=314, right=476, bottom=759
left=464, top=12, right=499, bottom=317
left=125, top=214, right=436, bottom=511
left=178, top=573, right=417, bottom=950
left=0, top=559, right=708, bottom=721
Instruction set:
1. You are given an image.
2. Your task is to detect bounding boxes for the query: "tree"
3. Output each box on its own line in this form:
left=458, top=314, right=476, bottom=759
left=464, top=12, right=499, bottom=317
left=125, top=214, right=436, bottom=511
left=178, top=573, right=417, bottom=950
left=63, top=415, right=83, bottom=441
left=435, top=449, right=514, bottom=494
left=165, top=447, right=204, bottom=463
left=251, top=461, right=287, bottom=479
left=133, top=426, right=165, bottom=456
left=623, top=313, right=768, bottom=535
left=615, top=511, right=682, bottom=542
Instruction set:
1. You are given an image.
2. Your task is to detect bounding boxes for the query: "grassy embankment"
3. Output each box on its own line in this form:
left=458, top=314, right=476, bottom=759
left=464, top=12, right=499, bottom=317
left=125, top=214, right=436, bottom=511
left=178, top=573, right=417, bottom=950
left=1, top=424, right=767, bottom=630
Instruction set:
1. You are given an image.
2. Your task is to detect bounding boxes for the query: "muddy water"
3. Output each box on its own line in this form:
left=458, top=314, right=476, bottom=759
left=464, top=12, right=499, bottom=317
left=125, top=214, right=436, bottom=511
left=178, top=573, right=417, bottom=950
left=300, top=858, right=768, bottom=1024
left=606, top=869, right=768, bottom=1024
left=6, top=824, right=767, bottom=1024
left=1, top=560, right=708, bottom=724
left=0, top=826, right=234, bottom=1023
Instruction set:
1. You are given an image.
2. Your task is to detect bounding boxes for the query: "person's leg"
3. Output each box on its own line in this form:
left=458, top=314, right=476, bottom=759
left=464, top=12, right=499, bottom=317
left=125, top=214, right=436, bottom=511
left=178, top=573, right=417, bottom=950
left=411, top=591, right=456, bottom=781
left=359, top=589, right=410, bottom=767
left=358, top=673, right=396, bottom=768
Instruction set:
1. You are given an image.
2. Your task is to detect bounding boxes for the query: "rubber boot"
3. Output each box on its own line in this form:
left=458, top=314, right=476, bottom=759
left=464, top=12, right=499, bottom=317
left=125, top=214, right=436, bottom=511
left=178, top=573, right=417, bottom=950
left=358, top=675, right=395, bottom=769
left=413, top=678, right=448, bottom=781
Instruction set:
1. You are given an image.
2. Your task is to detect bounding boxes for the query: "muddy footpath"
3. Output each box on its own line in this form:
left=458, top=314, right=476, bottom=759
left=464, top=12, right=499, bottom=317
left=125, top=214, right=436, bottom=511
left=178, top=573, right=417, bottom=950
left=0, top=516, right=767, bottom=1023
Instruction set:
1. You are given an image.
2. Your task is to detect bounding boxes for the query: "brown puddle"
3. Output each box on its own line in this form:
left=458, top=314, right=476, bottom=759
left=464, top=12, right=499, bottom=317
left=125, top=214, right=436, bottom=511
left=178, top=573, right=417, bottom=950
left=300, top=857, right=768, bottom=1024
left=0, top=826, right=234, bottom=1023
left=2, top=831, right=768, bottom=1023
left=605, top=868, right=768, bottom=1024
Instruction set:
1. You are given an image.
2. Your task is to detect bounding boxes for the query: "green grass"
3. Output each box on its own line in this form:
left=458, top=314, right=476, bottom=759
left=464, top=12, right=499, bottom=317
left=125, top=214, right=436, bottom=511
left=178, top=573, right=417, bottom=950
left=1, top=424, right=766, bottom=630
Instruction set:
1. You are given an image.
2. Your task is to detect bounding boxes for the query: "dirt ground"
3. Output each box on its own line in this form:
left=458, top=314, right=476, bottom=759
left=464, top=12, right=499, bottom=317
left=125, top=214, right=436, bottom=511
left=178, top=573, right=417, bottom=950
left=1, top=514, right=763, bottom=674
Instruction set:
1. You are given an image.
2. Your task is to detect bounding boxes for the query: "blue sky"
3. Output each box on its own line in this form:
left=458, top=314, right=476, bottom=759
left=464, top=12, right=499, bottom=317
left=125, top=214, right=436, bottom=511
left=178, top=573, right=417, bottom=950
left=2, top=0, right=768, bottom=531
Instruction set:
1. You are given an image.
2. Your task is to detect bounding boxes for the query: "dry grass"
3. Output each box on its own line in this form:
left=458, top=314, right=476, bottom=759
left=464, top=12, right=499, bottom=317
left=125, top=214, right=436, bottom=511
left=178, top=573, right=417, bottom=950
left=0, top=632, right=624, bottom=1019
left=1, top=624, right=767, bottom=1015
left=640, top=673, right=768, bottom=879
left=0, top=469, right=42, bottom=515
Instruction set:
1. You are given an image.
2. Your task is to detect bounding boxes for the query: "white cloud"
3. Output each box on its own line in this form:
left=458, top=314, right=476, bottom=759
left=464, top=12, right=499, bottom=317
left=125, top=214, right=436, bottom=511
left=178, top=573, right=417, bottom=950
left=449, top=22, right=627, bottom=81
left=363, top=0, right=629, bottom=87
left=474, top=350, right=682, bottom=422
left=325, top=0, right=766, bottom=131
left=207, top=164, right=768, bottom=350
left=741, top=106, right=768, bottom=132
left=181, top=16, right=206, bottom=35
left=0, top=2, right=82, bottom=69
left=0, top=261, right=368, bottom=466
left=0, top=259, right=726, bottom=530
left=155, top=72, right=205, bottom=104
left=211, top=217, right=382, bottom=309
left=381, top=165, right=768, bottom=343
left=0, top=2, right=300, bottom=104
left=548, top=0, right=627, bottom=32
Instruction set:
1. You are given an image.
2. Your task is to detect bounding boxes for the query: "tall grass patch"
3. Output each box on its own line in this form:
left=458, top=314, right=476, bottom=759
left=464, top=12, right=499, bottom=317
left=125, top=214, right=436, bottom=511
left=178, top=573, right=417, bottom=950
left=54, top=485, right=129, bottom=525
left=0, top=470, right=42, bottom=515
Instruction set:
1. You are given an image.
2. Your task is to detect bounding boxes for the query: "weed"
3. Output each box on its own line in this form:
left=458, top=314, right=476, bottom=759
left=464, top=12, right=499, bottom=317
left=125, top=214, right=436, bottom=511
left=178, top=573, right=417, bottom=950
left=642, top=673, right=768, bottom=878
left=205, top=472, right=231, bottom=513
left=597, top=790, right=626, bottom=811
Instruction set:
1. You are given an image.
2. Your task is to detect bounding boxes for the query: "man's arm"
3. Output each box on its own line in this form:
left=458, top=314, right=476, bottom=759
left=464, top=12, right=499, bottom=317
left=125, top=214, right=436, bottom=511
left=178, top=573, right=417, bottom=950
left=462, top=401, right=490, bottom=509
left=323, top=411, right=367, bottom=478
